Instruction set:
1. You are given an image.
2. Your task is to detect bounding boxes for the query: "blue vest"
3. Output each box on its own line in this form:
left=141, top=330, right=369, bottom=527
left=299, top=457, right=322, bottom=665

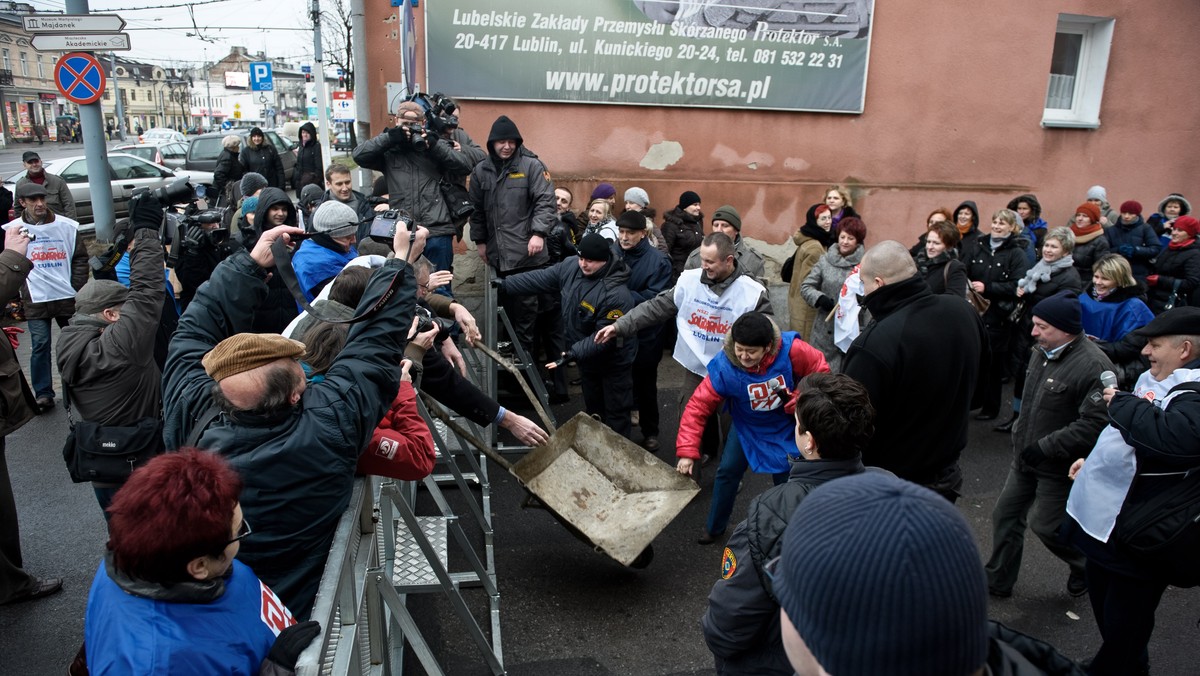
left=85, top=559, right=293, bottom=675
left=1079, top=292, right=1154, bottom=342
left=707, top=332, right=801, bottom=474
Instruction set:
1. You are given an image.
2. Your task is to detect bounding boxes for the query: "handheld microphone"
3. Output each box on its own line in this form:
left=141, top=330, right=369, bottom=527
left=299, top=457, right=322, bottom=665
left=1100, top=370, right=1119, bottom=390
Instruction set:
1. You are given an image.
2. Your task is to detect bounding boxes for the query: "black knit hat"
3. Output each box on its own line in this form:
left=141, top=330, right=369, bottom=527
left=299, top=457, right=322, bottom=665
left=678, top=191, right=701, bottom=210
left=775, top=472, right=988, bottom=676
left=1031, top=290, right=1083, bottom=335
left=616, top=211, right=646, bottom=231
left=576, top=233, right=610, bottom=261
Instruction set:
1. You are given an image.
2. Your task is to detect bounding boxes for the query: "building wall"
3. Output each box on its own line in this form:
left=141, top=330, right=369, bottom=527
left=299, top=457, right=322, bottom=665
left=362, top=1, right=1200, bottom=249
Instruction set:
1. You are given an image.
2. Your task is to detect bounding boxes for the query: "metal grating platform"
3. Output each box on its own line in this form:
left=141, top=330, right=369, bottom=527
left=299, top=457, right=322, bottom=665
left=392, top=516, right=449, bottom=587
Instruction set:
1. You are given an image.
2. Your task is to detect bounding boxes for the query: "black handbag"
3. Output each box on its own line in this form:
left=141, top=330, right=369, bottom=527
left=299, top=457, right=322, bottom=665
left=62, top=417, right=165, bottom=484
left=780, top=253, right=795, bottom=283
left=439, top=179, right=473, bottom=221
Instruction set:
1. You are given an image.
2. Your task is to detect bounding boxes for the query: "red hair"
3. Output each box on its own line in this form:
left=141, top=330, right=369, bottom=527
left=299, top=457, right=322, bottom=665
left=107, top=448, right=243, bottom=584
left=813, top=204, right=831, bottom=217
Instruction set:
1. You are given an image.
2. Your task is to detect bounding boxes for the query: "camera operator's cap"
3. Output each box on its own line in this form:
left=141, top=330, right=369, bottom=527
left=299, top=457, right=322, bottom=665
left=21, top=151, right=40, bottom=163
left=774, top=472, right=988, bottom=676
left=74, top=280, right=129, bottom=315
left=202, top=333, right=306, bottom=382
left=16, top=182, right=47, bottom=199
left=310, top=200, right=359, bottom=238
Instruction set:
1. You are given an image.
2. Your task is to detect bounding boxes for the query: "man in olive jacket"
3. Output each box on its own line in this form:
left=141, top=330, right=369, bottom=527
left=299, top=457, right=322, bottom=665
left=0, top=226, right=62, bottom=605
left=161, top=222, right=423, bottom=619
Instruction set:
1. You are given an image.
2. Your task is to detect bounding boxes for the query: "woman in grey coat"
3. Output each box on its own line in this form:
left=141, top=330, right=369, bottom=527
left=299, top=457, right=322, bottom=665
left=800, top=217, right=868, bottom=372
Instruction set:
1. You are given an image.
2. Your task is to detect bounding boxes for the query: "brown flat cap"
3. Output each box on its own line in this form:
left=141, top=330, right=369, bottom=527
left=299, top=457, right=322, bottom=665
left=202, top=333, right=306, bottom=381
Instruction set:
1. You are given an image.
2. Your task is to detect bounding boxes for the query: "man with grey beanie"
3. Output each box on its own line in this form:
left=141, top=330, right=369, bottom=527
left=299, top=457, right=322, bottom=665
left=292, top=201, right=360, bottom=301
left=684, top=204, right=766, bottom=283
left=773, top=472, right=1083, bottom=676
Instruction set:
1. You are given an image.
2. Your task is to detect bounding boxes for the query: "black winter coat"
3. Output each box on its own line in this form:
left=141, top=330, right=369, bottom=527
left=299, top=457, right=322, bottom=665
left=964, top=235, right=1031, bottom=331
left=661, top=207, right=704, bottom=282
left=239, top=140, right=285, bottom=189
left=1148, top=241, right=1200, bottom=312
left=246, top=187, right=300, bottom=333
left=914, top=250, right=967, bottom=296
left=292, top=122, right=323, bottom=192
left=212, top=147, right=244, bottom=205
left=1105, top=216, right=1161, bottom=278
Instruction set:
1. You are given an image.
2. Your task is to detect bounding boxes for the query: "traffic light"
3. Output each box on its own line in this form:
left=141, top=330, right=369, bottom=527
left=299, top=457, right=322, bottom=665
left=338, top=74, right=345, bottom=88
left=305, top=72, right=312, bottom=83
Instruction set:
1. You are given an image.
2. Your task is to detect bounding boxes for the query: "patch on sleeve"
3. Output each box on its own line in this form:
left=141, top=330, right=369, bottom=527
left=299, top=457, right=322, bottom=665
left=1089, top=390, right=1104, bottom=404
left=721, top=547, right=737, bottom=579
left=605, top=309, right=624, bottom=320
left=543, top=170, right=552, bottom=181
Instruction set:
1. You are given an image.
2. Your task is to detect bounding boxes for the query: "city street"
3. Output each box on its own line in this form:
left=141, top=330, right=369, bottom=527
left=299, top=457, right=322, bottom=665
left=0, top=317, right=1195, bottom=674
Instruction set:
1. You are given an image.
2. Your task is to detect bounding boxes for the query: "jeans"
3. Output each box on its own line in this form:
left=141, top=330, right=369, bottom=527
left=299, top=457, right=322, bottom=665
left=93, top=486, right=119, bottom=524
left=705, top=430, right=788, bottom=536
left=423, top=234, right=454, bottom=298
left=984, top=463, right=1085, bottom=594
left=26, top=316, right=68, bottom=400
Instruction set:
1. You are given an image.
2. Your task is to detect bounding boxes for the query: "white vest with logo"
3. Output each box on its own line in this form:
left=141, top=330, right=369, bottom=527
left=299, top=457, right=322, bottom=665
left=672, top=269, right=765, bottom=376
left=4, top=214, right=80, bottom=303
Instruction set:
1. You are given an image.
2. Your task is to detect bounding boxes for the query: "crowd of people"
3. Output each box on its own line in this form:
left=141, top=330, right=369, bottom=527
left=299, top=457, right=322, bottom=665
left=0, top=97, right=1196, bottom=676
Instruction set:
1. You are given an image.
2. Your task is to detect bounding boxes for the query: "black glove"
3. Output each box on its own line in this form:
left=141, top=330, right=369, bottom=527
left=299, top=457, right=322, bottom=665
left=129, top=194, right=165, bottom=233
left=388, top=125, right=408, bottom=145
left=815, top=295, right=836, bottom=312
left=1020, top=444, right=1046, bottom=468
left=265, top=620, right=321, bottom=670
left=489, top=278, right=503, bottom=289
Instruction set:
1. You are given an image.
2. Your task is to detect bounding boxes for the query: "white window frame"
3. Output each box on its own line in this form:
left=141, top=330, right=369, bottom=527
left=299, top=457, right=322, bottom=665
left=1042, top=14, right=1115, bottom=129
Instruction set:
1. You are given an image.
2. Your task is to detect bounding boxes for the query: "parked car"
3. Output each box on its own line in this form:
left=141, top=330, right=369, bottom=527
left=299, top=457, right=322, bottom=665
left=334, top=130, right=353, bottom=152
left=3, top=153, right=214, bottom=230
left=113, top=141, right=189, bottom=170
left=184, top=129, right=296, bottom=188
left=138, top=128, right=187, bottom=144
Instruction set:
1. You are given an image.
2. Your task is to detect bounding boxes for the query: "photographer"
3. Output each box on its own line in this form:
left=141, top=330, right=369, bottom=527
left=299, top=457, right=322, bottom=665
left=56, top=195, right=167, bottom=516
left=353, top=101, right=476, bottom=291
left=176, top=206, right=237, bottom=311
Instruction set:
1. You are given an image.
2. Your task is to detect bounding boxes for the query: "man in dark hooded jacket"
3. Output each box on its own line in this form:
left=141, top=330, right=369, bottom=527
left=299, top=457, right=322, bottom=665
left=469, top=115, right=557, bottom=356
left=246, top=187, right=301, bottom=332
left=239, top=127, right=284, bottom=189
left=292, top=122, right=323, bottom=193
left=498, top=233, right=635, bottom=437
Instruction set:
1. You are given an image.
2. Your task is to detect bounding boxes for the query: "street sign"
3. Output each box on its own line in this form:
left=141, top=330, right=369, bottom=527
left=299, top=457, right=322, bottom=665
left=222, top=120, right=232, bottom=130
left=53, top=52, right=105, bottom=105
left=301, top=65, right=311, bottom=73
left=23, top=14, right=126, bottom=33
left=249, top=61, right=273, bottom=91
left=332, top=91, right=354, bottom=122
left=33, top=33, right=130, bottom=52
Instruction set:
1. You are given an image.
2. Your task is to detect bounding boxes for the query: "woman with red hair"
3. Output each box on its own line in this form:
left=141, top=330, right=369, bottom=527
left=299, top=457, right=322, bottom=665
left=83, top=449, right=319, bottom=675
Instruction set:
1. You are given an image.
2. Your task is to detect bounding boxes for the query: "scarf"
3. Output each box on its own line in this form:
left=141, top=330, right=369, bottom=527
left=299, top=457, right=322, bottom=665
left=1071, top=221, right=1104, bottom=241
left=1169, top=237, right=1196, bottom=250
left=989, top=234, right=1008, bottom=250
left=1017, top=255, right=1075, bottom=294
left=914, top=249, right=954, bottom=278
left=799, top=221, right=834, bottom=249
left=957, top=221, right=972, bottom=236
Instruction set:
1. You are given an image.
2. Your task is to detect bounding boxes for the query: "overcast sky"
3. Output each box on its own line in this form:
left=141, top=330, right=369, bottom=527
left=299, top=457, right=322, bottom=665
left=24, top=0, right=326, bottom=68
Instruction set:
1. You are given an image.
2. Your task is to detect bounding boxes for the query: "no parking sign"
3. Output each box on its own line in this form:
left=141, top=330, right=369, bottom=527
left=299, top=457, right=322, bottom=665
left=54, top=52, right=106, bottom=105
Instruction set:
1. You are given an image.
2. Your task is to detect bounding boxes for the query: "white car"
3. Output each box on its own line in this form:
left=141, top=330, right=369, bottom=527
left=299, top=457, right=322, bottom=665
left=4, top=153, right=214, bottom=228
left=138, top=128, right=187, bottom=144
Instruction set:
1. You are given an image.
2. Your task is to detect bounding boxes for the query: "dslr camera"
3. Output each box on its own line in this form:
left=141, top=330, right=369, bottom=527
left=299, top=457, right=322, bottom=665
left=368, top=209, right=411, bottom=243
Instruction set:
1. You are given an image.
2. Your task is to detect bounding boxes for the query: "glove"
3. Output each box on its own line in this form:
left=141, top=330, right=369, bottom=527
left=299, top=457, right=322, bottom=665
left=129, top=193, right=165, bottom=233
left=3, top=326, right=23, bottom=349
left=265, top=620, right=321, bottom=670
left=1020, top=444, right=1046, bottom=469
left=1145, top=274, right=1159, bottom=287
left=388, top=125, right=408, bottom=145
left=489, top=278, right=503, bottom=289
left=1117, top=244, right=1135, bottom=258
left=815, top=295, right=836, bottom=312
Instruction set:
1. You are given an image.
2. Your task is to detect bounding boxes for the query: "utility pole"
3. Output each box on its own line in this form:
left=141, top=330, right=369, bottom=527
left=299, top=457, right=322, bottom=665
left=65, top=0, right=116, bottom=241
left=203, top=48, right=214, bottom=131
left=108, top=53, right=124, bottom=141
left=311, top=0, right=333, bottom=175
left=351, top=0, right=369, bottom=142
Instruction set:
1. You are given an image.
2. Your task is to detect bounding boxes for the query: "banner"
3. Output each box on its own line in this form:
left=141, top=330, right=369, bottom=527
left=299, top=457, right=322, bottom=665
left=425, top=0, right=874, bottom=113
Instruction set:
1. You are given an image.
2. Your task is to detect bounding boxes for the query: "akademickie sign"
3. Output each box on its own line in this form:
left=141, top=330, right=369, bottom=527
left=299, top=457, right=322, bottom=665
left=425, top=0, right=875, bottom=113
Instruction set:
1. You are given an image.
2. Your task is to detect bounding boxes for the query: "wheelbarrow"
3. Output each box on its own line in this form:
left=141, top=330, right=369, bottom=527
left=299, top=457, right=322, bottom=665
left=424, top=343, right=700, bottom=568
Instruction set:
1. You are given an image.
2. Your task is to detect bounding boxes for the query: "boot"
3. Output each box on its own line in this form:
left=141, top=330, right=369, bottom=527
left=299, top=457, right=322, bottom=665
left=994, top=411, right=1018, bottom=433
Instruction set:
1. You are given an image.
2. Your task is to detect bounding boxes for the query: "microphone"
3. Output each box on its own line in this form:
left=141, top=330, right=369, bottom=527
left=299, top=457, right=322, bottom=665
left=1100, top=370, right=1118, bottom=390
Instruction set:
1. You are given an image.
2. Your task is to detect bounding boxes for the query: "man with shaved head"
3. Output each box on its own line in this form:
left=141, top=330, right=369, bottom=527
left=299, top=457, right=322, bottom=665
left=162, top=220, right=425, bottom=618
left=842, top=240, right=986, bottom=502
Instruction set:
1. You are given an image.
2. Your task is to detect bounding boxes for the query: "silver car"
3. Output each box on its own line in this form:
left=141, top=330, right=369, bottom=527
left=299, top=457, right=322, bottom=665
left=4, top=153, right=214, bottom=228
left=113, top=142, right=190, bottom=170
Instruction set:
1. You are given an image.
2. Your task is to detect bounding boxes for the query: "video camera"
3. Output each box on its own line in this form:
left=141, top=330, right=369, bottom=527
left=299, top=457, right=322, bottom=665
left=90, top=178, right=210, bottom=273
left=408, top=90, right=459, bottom=138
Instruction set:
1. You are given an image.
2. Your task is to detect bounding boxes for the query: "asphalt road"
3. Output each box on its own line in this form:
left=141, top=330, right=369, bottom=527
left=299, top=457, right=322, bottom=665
left=0, top=305, right=1196, bottom=674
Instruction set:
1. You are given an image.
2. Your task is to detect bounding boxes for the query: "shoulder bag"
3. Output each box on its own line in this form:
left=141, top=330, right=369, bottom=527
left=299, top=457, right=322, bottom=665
left=947, top=264, right=990, bottom=315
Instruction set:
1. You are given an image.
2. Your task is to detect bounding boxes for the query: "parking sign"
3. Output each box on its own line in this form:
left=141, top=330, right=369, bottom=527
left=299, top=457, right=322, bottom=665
left=249, top=61, right=273, bottom=91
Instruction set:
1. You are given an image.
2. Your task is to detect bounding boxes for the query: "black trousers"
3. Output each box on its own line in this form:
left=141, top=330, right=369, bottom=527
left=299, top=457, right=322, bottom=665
left=1084, top=559, right=1168, bottom=675
left=631, top=334, right=664, bottom=437
left=580, top=362, right=633, bottom=439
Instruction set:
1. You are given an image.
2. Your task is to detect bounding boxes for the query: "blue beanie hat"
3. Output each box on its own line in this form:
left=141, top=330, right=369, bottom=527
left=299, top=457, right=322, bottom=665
left=774, top=472, right=988, bottom=676
left=241, top=195, right=259, bottom=217
left=1032, top=290, right=1083, bottom=335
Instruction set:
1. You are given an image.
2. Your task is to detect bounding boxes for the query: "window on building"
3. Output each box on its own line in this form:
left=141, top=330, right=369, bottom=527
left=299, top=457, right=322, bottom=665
left=1042, top=14, right=1115, bottom=129
left=19, top=52, right=27, bottom=77
left=2, top=50, right=9, bottom=72
left=36, top=54, right=43, bottom=79
left=130, top=90, right=136, bottom=101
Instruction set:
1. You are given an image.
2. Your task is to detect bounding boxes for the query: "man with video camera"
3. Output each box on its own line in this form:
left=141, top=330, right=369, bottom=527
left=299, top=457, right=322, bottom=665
left=175, top=204, right=237, bottom=311
left=56, top=193, right=168, bottom=515
left=353, top=100, right=476, bottom=292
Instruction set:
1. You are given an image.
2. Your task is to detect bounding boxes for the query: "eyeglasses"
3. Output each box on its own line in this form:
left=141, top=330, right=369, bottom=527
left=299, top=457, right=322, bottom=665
left=226, top=517, right=252, bottom=547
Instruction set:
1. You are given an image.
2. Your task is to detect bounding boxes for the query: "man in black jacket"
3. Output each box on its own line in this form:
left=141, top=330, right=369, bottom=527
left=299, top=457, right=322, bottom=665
left=161, top=221, right=424, bottom=619
left=498, top=233, right=635, bottom=436
left=57, top=198, right=167, bottom=515
left=842, top=241, right=986, bottom=502
left=239, top=127, right=285, bottom=190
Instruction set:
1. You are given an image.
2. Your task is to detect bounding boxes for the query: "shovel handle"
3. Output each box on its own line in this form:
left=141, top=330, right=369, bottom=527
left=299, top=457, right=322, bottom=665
left=473, top=341, right=557, bottom=434
left=419, top=393, right=517, bottom=473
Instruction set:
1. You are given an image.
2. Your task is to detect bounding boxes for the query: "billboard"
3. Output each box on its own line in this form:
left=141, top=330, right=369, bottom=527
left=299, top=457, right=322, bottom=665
left=425, top=0, right=874, bottom=113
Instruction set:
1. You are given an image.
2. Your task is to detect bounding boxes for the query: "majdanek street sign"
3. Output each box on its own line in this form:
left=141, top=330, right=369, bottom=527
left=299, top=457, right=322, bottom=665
left=32, top=33, right=131, bottom=52
left=23, top=14, right=127, bottom=33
